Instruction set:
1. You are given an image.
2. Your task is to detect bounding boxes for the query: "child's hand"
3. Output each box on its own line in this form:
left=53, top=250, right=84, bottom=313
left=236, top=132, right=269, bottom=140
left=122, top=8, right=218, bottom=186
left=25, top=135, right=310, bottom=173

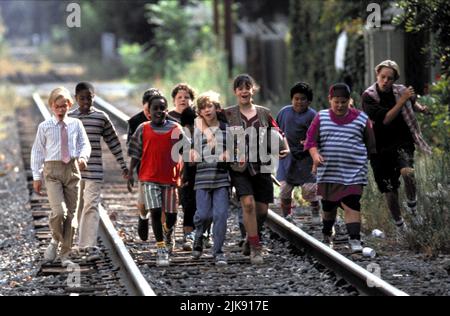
left=78, top=158, right=87, bottom=171
left=127, top=176, right=134, bottom=193
left=311, top=153, right=324, bottom=174
left=279, top=149, right=290, bottom=159
left=190, top=149, right=200, bottom=163
left=400, top=86, right=415, bottom=104
left=33, top=180, right=43, bottom=196
left=122, top=168, right=129, bottom=179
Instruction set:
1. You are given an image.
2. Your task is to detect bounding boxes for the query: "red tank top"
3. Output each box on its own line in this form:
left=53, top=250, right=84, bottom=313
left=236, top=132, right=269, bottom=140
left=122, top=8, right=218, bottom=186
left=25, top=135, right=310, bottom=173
left=138, top=122, right=181, bottom=185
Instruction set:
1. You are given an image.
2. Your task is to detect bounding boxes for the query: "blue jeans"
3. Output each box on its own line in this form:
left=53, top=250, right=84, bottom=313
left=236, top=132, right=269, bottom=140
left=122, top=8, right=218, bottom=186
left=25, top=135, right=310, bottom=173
left=195, top=187, right=230, bottom=256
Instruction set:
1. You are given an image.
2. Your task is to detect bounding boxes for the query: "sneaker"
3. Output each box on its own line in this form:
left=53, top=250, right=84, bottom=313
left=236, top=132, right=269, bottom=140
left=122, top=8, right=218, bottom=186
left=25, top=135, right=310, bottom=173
left=242, top=239, right=251, bottom=256
left=250, top=246, right=264, bottom=265
left=156, top=247, right=169, bottom=267
left=203, top=235, right=213, bottom=249
left=137, top=217, right=149, bottom=241
left=284, top=213, right=294, bottom=222
left=86, top=246, right=101, bottom=262
left=348, top=239, right=363, bottom=253
left=44, top=242, right=58, bottom=262
left=61, top=257, right=75, bottom=268
left=192, top=237, right=203, bottom=259
left=182, top=233, right=194, bottom=251
left=215, top=253, right=227, bottom=266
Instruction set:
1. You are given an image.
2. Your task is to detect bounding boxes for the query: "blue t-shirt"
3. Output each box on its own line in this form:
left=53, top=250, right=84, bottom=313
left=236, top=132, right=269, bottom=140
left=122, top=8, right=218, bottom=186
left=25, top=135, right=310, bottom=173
left=276, top=106, right=316, bottom=185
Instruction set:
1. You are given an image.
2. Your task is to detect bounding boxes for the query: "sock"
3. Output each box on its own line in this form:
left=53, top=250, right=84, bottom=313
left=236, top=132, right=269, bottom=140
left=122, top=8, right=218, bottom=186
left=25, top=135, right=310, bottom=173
left=140, top=213, right=150, bottom=220
left=281, top=199, right=292, bottom=216
left=395, top=218, right=405, bottom=227
left=51, top=238, right=59, bottom=245
left=247, top=235, right=261, bottom=248
left=407, top=199, right=417, bottom=212
left=322, top=219, right=335, bottom=236
left=165, top=213, right=178, bottom=231
left=346, top=222, right=361, bottom=240
left=150, top=208, right=163, bottom=242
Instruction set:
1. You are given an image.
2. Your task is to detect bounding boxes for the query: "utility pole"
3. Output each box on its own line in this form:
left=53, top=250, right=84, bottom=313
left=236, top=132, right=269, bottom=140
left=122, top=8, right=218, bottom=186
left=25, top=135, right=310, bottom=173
left=213, top=0, right=220, bottom=36
left=224, top=0, right=233, bottom=77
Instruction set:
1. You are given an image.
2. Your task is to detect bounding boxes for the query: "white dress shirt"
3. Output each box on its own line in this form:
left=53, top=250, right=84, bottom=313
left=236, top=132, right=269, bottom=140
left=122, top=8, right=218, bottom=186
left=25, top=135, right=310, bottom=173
left=31, top=116, right=91, bottom=180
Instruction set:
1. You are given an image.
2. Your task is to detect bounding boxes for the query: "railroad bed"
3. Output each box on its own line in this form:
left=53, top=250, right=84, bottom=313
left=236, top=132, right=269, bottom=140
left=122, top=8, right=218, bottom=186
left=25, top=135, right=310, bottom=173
left=15, top=91, right=412, bottom=296
left=17, top=99, right=152, bottom=296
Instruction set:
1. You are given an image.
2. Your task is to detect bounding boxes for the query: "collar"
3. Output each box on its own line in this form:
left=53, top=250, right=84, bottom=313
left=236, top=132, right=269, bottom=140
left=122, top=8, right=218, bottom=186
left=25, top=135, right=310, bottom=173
left=51, top=116, right=69, bottom=126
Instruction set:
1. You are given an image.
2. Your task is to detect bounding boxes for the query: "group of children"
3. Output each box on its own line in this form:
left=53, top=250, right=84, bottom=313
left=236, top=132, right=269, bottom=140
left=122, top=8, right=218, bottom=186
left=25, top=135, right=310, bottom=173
left=31, top=59, right=429, bottom=267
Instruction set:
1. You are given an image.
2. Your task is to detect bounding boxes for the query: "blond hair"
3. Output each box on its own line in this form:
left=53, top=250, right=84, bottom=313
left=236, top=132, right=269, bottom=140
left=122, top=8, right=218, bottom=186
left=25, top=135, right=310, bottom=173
left=196, top=91, right=221, bottom=113
left=48, top=87, right=73, bottom=107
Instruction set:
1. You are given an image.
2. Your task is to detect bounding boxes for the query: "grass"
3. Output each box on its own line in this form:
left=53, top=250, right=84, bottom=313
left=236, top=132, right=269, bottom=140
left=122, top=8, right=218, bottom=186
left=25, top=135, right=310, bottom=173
left=361, top=151, right=450, bottom=256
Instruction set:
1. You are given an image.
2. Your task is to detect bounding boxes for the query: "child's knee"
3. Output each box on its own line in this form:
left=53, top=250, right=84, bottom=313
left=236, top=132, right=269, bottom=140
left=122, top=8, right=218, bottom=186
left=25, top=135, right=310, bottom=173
left=301, top=183, right=318, bottom=202
left=241, top=196, right=255, bottom=212
left=400, top=167, right=415, bottom=179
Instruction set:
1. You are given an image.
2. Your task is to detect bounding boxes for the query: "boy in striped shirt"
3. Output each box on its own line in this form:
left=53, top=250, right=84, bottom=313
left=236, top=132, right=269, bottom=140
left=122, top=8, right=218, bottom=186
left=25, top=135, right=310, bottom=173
left=304, top=83, right=376, bottom=252
left=69, top=82, right=129, bottom=261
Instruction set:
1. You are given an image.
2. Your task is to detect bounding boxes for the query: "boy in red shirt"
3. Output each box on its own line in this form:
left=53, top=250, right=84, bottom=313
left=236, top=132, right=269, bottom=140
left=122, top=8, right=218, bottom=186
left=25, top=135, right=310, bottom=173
left=127, top=95, right=188, bottom=266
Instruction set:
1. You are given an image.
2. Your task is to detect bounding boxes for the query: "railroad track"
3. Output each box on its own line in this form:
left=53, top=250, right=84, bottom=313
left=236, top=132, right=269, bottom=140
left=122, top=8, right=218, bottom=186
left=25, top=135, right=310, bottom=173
left=16, top=93, right=154, bottom=296
left=94, top=95, right=408, bottom=296
left=18, top=89, right=408, bottom=296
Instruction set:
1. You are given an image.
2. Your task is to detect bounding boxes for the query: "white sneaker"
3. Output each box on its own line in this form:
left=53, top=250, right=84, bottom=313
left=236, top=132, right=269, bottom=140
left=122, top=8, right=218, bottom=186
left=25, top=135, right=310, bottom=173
left=44, top=242, right=58, bottom=262
left=215, top=253, right=228, bottom=266
left=156, top=247, right=169, bottom=267
left=250, top=247, right=264, bottom=265
left=348, top=239, right=363, bottom=253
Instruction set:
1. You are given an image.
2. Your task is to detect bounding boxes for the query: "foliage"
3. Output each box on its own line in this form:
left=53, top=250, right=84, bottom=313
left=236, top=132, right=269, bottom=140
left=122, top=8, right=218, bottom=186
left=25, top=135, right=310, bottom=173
left=394, top=0, right=450, bottom=76
left=417, top=76, right=450, bottom=151
left=289, top=0, right=386, bottom=108
left=0, top=6, right=7, bottom=57
left=406, top=153, right=450, bottom=255
left=118, top=0, right=231, bottom=103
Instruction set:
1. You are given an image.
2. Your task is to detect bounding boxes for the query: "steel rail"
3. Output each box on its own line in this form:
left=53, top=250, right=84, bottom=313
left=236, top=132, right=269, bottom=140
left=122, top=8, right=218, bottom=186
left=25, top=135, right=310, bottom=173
left=31, top=92, right=155, bottom=296
left=94, top=94, right=408, bottom=296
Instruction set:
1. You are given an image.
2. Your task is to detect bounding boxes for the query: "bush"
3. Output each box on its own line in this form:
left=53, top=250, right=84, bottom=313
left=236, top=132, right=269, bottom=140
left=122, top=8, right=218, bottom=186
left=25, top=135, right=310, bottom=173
left=417, top=76, right=450, bottom=151
left=405, top=153, right=450, bottom=255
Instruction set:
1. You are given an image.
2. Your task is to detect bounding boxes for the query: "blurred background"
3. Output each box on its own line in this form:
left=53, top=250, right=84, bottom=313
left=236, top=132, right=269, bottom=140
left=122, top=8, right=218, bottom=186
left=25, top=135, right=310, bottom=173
left=0, top=0, right=448, bottom=106
left=0, top=0, right=448, bottom=254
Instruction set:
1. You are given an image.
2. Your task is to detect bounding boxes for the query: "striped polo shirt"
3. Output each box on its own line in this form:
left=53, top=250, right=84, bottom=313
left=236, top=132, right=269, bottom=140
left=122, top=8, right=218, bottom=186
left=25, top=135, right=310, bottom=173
left=69, top=107, right=127, bottom=182
left=193, top=121, right=231, bottom=190
left=316, top=109, right=369, bottom=185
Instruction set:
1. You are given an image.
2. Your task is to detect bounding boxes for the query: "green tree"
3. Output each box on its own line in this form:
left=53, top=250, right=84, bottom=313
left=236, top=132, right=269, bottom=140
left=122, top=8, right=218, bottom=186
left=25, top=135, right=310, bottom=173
left=394, top=0, right=450, bottom=76
left=120, top=0, right=215, bottom=80
left=289, top=0, right=386, bottom=107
